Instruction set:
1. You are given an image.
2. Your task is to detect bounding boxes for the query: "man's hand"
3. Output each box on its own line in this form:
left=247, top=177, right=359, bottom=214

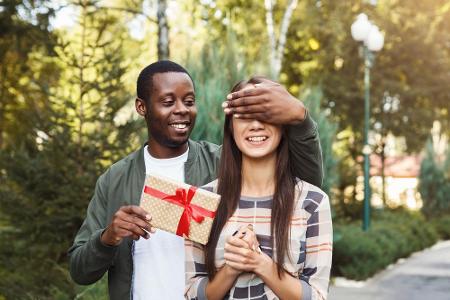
left=101, top=205, right=155, bottom=246
left=222, top=79, right=306, bottom=125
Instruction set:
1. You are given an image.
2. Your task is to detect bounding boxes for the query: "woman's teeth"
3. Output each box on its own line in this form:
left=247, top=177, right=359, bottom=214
left=247, top=136, right=267, bottom=142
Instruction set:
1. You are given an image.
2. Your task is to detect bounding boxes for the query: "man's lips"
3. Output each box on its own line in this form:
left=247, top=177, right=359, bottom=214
left=169, top=121, right=191, bottom=131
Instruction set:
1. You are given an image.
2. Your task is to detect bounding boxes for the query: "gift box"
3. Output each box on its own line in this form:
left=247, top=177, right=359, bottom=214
left=139, top=174, right=220, bottom=245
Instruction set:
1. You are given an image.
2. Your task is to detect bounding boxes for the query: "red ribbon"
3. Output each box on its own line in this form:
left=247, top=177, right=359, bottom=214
left=143, top=185, right=216, bottom=238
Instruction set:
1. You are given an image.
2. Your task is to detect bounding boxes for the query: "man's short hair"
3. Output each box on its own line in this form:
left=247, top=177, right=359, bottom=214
left=136, top=60, right=194, bottom=103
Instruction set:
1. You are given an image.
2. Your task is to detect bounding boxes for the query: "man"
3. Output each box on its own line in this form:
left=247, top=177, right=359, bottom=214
left=69, top=60, right=323, bottom=299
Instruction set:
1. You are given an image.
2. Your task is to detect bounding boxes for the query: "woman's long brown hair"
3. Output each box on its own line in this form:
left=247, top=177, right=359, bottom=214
left=205, top=76, right=296, bottom=279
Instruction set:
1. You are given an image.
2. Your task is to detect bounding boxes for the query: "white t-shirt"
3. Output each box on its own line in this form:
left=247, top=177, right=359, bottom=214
left=132, top=145, right=188, bottom=300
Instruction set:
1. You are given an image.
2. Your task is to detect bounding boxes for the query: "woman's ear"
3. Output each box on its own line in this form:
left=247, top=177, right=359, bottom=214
left=135, top=97, right=147, bottom=117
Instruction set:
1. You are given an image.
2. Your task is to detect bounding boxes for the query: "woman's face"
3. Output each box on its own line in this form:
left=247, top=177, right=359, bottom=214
left=232, top=117, right=282, bottom=160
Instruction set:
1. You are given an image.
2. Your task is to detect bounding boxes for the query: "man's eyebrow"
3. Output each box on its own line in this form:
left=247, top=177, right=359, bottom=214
left=158, top=92, right=175, bottom=99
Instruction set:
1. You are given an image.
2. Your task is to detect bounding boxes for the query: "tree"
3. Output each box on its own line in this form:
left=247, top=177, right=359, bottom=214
left=282, top=0, right=450, bottom=152
left=301, top=86, right=339, bottom=197
left=0, top=0, right=57, bottom=150
left=157, top=0, right=170, bottom=59
left=186, top=29, right=247, bottom=144
left=419, top=133, right=450, bottom=217
left=264, top=0, right=299, bottom=79
left=0, top=1, right=141, bottom=297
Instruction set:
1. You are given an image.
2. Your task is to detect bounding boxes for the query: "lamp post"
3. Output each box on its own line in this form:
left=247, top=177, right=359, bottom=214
left=351, top=13, right=384, bottom=231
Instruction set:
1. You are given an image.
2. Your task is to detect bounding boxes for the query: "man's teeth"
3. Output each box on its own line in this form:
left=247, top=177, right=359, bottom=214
left=247, top=136, right=267, bottom=142
left=171, top=123, right=187, bottom=129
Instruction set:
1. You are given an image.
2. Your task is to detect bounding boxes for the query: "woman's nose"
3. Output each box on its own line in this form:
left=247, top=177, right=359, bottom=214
left=249, top=119, right=265, bottom=130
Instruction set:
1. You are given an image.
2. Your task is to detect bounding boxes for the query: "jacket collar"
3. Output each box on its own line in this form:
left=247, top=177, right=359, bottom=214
left=135, top=140, right=198, bottom=183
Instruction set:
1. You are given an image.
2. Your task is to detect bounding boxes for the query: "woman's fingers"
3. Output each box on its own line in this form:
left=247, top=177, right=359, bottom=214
left=226, top=235, right=251, bottom=248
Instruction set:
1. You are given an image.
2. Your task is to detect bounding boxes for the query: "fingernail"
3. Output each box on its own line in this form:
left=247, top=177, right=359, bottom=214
left=224, top=108, right=231, bottom=114
left=146, top=214, right=151, bottom=221
left=234, top=114, right=240, bottom=118
left=227, top=94, right=232, bottom=100
left=221, top=102, right=228, bottom=108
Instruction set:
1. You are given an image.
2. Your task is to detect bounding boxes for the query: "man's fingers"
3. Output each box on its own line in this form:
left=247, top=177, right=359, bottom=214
left=118, top=221, right=148, bottom=238
left=227, top=86, right=266, bottom=100
left=234, top=112, right=270, bottom=121
left=119, top=213, right=152, bottom=231
left=119, top=205, right=151, bottom=221
left=224, top=104, right=267, bottom=116
left=224, top=95, right=266, bottom=108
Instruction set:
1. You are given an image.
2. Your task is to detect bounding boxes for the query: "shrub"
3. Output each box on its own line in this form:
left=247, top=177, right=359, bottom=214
left=431, top=215, right=450, bottom=240
left=419, top=139, right=450, bottom=217
left=333, top=210, right=438, bottom=280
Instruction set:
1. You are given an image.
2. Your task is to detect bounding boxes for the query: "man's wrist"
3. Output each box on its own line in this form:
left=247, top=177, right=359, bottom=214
left=100, top=228, right=120, bottom=246
left=288, top=101, right=307, bottom=125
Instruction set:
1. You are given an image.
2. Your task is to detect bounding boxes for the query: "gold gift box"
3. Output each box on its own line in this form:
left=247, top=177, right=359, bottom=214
left=140, top=174, right=220, bottom=245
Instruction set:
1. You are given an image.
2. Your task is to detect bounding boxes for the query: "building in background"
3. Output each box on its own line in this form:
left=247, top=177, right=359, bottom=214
left=370, top=154, right=423, bottom=210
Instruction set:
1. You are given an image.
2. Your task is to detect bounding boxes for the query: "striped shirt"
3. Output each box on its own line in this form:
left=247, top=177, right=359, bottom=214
left=185, top=179, right=333, bottom=300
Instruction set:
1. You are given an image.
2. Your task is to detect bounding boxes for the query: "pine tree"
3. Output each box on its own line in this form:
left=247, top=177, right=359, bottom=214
left=302, top=86, right=339, bottom=197
left=0, top=2, right=141, bottom=297
left=419, top=139, right=450, bottom=217
left=186, top=30, right=247, bottom=144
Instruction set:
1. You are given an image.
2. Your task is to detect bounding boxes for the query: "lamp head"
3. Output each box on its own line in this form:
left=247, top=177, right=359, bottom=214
left=351, top=13, right=372, bottom=42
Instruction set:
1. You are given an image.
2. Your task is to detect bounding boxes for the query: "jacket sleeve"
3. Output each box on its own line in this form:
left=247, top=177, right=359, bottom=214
left=68, top=169, right=118, bottom=285
left=287, top=112, right=323, bottom=187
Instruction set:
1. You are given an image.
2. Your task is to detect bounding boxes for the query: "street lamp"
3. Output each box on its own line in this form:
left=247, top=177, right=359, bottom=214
left=351, top=13, right=384, bottom=231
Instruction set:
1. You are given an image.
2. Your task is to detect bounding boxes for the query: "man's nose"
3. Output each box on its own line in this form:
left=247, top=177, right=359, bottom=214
left=174, top=99, right=189, bottom=114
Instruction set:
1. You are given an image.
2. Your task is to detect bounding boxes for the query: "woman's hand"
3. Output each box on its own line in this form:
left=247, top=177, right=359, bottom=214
left=223, top=225, right=274, bottom=276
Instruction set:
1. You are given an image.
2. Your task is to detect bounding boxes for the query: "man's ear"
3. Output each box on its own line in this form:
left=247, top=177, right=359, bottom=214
left=135, top=97, right=147, bottom=117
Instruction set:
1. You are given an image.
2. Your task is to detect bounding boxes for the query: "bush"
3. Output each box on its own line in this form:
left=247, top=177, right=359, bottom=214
left=333, top=209, right=438, bottom=280
left=419, top=139, right=450, bottom=217
left=431, top=215, right=450, bottom=240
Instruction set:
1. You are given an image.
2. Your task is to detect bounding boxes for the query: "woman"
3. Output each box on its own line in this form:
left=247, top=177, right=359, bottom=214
left=185, top=77, right=332, bottom=300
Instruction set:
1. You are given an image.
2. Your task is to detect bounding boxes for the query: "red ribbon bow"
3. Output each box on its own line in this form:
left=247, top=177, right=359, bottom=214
left=144, top=185, right=216, bottom=238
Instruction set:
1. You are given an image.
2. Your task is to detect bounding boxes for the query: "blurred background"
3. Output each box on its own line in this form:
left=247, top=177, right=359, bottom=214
left=0, top=0, right=449, bottom=299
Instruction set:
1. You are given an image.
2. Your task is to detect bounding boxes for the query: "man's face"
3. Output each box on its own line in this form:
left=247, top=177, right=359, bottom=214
left=146, top=72, right=197, bottom=148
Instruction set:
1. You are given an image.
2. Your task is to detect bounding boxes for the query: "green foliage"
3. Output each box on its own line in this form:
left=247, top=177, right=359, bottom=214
left=282, top=0, right=450, bottom=153
left=302, top=86, right=339, bottom=196
left=419, top=139, right=450, bottom=217
left=0, top=2, right=140, bottom=298
left=186, top=30, right=248, bottom=144
left=431, top=215, right=450, bottom=240
left=333, top=209, right=438, bottom=280
left=74, top=276, right=108, bottom=300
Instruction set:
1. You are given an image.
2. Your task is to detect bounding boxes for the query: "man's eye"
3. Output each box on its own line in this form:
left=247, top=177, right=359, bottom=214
left=162, top=100, right=174, bottom=106
left=184, top=98, right=195, bottom=106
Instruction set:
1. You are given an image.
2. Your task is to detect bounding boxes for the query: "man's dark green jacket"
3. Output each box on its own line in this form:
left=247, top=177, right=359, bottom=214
left=68, top=114, right=323, bottom=300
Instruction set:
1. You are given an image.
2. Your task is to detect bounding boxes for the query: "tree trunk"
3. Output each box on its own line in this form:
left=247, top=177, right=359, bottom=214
left=157, top=0, right=170, bottom=60
left=264, top=0, right=298, bottom=79
left=0, top=64, right=5, bottom=150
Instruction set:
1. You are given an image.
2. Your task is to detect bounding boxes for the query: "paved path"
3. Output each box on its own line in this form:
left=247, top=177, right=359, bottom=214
left=329, top=240, right=450, bottom=300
